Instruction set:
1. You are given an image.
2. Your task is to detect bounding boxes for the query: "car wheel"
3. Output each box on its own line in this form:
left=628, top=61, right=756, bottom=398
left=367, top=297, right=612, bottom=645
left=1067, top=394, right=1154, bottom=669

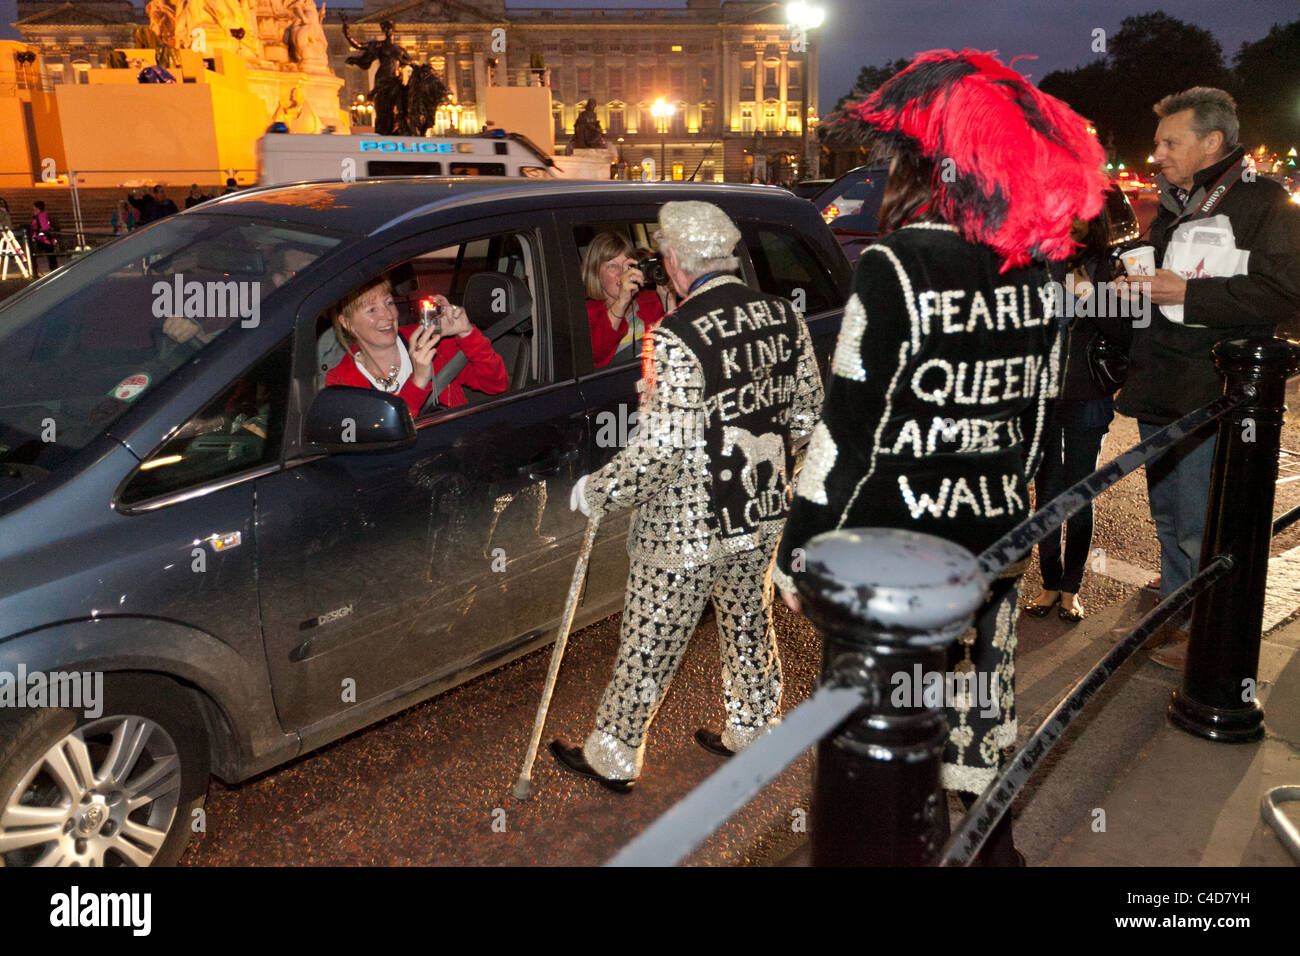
left=0, top=673, right=209, bottom=867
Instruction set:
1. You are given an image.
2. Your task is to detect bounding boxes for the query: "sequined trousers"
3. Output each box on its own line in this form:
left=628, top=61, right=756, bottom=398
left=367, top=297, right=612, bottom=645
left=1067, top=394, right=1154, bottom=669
left=583, top=546, right=783, bottom=780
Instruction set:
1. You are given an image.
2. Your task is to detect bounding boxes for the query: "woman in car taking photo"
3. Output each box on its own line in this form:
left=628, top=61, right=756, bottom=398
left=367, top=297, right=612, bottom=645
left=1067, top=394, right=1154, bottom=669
left=583, top=231, right=674, bottom=368
left=325, top=277, right=507, bottom=416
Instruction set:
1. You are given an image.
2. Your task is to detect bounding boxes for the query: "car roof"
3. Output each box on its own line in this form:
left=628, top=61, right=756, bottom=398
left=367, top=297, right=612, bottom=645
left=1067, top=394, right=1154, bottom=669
left=195, top=178, right=813, bottom=237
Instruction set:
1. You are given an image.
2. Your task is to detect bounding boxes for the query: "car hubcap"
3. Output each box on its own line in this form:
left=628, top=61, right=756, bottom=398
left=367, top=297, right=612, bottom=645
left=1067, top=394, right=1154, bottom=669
left=0, top=715, right=182, bottom=866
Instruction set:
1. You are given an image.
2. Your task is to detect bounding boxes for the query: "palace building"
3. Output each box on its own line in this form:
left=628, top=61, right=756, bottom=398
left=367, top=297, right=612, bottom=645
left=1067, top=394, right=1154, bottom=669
left=10, top=0, right=821, bottom=183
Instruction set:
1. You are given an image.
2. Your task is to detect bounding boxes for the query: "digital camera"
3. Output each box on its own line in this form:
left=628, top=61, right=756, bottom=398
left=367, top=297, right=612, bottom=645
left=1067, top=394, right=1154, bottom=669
left=635, top=255, right=669, bottom=289
left=419, top=298, right=443, bottom=334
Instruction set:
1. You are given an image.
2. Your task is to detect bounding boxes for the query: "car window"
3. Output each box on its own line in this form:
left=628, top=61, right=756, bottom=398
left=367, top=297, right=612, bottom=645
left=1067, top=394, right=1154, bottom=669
left=314, top=229, right=547, bottom=412
left=119, top=336, right=292, bottom=507
left=820, top=170, right=888, bottom=232
left=0, top=216, right=338, bottom=488
left=744, top=226, right=842, bottom=316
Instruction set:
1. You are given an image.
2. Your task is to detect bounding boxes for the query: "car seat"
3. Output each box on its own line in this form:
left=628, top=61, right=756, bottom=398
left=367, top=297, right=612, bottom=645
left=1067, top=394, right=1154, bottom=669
left=461, top=272, right=534, bottom=392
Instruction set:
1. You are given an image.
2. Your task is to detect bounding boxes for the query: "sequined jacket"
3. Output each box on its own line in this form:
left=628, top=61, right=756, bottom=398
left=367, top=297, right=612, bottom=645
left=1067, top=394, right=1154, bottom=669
left=773, top=223, right=1060, bottom=593
left=584, top=275, right=824, bottom=570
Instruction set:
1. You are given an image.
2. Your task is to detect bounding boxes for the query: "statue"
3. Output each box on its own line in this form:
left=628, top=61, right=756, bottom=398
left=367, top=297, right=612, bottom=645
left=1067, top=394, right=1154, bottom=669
left=272, top=80, right=322, bottom=133
left=173, top=0, right=261, bottom=56
left=145, top=0, right=175, bottom=46
left=401, top=64, right=450, bottom=137
left=288, top=0, right=330, bottom=72
left=341, top=16, right=411, bottom=135
left=569, top=98, right=607, bottom=150
left=340, top=15, right=447, bottom=136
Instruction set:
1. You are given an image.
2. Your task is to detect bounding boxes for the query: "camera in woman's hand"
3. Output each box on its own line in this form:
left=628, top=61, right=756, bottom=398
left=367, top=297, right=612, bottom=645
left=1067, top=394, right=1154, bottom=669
left=636, top=255, right=669, bottom=289
left=419, top=297, right=444, bottom=335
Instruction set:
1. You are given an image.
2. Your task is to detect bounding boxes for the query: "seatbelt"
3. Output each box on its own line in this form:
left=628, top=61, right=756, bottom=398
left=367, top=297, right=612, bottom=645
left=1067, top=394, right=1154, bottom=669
left=421, top=304, right=530, bottom=413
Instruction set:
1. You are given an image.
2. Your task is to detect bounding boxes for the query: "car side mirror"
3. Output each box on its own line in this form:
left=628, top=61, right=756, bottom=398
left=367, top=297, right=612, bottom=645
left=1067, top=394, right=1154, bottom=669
left=303, top=386, right=416, bottom=454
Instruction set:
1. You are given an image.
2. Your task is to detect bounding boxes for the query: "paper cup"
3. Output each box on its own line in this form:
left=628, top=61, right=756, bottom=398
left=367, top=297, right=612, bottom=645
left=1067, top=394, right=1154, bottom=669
left=1122, top=245, right=1156, bottom=276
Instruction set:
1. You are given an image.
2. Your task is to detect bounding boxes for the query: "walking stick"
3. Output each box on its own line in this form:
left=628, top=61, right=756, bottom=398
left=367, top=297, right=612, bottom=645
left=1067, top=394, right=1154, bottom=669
left=511, top=512, right=601, bottom=800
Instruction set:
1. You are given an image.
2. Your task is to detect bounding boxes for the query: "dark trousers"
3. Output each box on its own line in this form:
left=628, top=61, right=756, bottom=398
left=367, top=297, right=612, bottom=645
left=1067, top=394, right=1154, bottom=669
left=1034, top=398, right=1113, bottom=593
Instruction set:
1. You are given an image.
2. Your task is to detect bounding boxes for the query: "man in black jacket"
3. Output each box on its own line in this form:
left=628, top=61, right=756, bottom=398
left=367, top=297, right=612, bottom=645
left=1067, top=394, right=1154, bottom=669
left=1115, top=87, right=1300, bottom=668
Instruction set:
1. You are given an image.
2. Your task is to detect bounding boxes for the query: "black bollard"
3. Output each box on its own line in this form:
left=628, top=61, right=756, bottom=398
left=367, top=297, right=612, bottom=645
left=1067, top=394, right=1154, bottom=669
left=1170, top=337, right=1300, bottom=742
left=796, top=528, right=988, bottom=865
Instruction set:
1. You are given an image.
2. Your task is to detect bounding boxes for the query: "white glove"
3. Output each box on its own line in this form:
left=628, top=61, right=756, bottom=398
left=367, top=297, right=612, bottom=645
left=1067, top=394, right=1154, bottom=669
left=569, top=474, right=591, bottom=516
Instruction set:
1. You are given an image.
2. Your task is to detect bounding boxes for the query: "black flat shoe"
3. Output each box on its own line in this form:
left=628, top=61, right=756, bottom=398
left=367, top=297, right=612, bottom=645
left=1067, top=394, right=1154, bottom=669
left=548, top=740, right=635, bottom=794
left=693, top=727, right=736, bottom=758
left=1022, top=594, right=1060, bottom=618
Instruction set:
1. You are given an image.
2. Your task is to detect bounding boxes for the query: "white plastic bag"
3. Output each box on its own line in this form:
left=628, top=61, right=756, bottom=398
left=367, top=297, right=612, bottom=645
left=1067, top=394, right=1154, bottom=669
left=1160, top=213, right=1250, bottom=325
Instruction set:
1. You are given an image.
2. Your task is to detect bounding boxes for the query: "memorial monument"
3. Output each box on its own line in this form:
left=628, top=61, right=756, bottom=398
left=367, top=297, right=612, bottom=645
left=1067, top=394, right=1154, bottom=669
left=341, top=16, right=448, bottom=137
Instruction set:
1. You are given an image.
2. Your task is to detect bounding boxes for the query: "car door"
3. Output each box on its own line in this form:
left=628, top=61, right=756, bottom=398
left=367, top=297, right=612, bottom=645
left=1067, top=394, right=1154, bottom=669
left=552, top=207, right=665, bottom=609
left=254, top=213, right=590, bottom=735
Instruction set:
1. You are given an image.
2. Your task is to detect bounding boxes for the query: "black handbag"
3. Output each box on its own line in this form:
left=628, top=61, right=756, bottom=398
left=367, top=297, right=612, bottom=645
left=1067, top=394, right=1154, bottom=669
left=1084, top=326, right=1128, bottom=393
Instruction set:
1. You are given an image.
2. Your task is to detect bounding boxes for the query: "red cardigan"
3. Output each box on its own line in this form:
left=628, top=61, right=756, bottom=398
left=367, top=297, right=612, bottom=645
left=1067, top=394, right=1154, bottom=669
left=325, top=324, right=508, bottom=417
left=587, top=289, right=665, bottom=367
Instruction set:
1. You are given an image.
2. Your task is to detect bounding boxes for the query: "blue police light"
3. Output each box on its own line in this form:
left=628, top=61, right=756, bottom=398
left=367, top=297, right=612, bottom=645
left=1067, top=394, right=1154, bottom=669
left=266, top=122, right=290, bottom=133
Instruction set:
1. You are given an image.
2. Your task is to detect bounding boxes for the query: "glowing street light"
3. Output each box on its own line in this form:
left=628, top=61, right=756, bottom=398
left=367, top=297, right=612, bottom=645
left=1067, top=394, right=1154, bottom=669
left=787, top=1, right=824, bottom=181
left=651, top=98, right=676, bottom=181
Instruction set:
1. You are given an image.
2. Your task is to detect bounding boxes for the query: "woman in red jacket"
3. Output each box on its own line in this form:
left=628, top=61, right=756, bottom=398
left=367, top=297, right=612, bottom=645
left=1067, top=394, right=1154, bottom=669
left=582, top=232, right=671, bottom=368
left=325, top=278, right=508, bottom=417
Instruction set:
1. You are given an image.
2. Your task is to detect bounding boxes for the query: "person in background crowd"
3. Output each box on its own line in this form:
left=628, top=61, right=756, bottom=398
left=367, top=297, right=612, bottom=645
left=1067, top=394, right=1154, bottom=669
left=551, top=201, right=824, bottom=792
left=1024, top=209, right=1130, bottom=624
left=222, top=177, right=240, bottom=195
left=774, top=49, right=1108, bottom=865
left=1112, top=87, right=1300, bottom=669
left=0, top=198, right=12, bottom=229
left=127, top=186, right=156, bottom=225
left=111, top=199, right=136, bottom=235
left=185, top=184, right=211, bottom=209
left=29, top=201, right=58, bottom=274
left=151, top=185, right=179, bottom=220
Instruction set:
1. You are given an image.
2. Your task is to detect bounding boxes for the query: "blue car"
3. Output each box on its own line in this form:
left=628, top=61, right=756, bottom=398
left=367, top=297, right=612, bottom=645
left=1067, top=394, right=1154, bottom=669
left=0, top=179, right=849, bottom=865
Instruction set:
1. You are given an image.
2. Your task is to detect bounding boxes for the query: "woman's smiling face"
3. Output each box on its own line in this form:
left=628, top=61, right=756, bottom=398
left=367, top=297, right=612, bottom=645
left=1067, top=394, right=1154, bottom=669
left=341, top=283, right=399, bottom=351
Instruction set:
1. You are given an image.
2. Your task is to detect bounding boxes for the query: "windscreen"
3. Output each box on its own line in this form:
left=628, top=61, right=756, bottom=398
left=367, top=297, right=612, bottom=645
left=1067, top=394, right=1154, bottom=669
left=0, top=216, right=339, bottom=492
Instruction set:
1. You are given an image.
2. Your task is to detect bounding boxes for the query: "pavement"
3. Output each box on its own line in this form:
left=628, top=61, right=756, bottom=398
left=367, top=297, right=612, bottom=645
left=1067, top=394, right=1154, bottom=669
left=1014, top=594, right=1300, bottom=867
left=1027, top=602, right=1300, bottom=867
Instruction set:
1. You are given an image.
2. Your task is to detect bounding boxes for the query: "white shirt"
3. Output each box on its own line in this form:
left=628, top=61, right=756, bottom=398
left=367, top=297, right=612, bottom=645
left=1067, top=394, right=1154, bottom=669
left=354, top=337, right=413, bottom=393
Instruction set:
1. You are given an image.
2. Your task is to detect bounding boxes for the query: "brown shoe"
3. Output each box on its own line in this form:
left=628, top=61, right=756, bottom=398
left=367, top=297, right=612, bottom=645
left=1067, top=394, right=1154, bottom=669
left=1149, top=631, right=1190, bottom=670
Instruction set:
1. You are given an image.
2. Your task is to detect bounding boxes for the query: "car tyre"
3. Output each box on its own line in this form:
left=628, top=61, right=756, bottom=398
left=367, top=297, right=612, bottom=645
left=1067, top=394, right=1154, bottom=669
left=0, top=672, right=210, bottom=867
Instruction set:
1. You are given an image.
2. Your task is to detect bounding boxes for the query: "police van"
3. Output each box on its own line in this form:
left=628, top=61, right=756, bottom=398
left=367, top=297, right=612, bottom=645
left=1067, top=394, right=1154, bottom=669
left=257, top=131, right=559, bottom=185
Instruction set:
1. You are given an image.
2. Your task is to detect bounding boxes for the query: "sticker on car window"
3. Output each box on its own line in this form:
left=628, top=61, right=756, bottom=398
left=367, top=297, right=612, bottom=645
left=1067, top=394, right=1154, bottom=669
left=111, top=373, right=150, bottom=402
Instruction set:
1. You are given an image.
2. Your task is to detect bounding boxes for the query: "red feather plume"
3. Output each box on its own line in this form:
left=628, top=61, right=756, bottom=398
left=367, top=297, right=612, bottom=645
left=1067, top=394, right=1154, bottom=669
left=853, top=49, right=1108, bottom=269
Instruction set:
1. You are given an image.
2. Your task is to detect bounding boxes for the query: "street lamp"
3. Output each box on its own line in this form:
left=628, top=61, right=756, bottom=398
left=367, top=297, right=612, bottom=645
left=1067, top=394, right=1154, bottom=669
left=651, top=98, right=675, bottom=181
left=787, top=1, right=824, bottom=182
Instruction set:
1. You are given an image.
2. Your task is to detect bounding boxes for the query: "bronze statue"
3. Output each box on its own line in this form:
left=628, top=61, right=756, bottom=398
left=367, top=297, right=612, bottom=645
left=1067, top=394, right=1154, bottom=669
left=340, top=15, right=447, bottom=136
left=341, top=16, right=411, bottom=135
left=570, top=98, right=606, bottom=149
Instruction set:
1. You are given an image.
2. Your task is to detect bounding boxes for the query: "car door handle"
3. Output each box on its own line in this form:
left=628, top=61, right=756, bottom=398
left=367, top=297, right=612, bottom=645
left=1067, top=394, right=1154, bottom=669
left=517, top=447, right=579, bottom=479
left=519, top=450, right=561, bottom=478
